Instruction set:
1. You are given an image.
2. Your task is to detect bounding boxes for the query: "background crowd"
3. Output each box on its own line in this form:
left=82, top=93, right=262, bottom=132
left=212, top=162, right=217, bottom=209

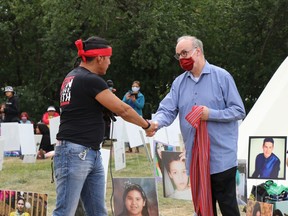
left=0, top=85, right=60, bottom=158
left=0, top=78, right=146, bottom=159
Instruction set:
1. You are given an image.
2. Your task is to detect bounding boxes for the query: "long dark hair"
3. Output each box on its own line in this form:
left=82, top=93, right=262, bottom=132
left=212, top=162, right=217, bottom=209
left=37, top=123, right=50, bottom=135
left=252, top=202, right=261, bottom=216
left=154, top=142, right=164, bottom=174
left=120, top=183, right=149, bottom=216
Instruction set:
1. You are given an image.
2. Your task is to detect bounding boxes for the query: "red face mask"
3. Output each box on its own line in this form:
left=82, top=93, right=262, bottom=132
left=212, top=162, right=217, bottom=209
left=179, top=57, right=194, bottom=71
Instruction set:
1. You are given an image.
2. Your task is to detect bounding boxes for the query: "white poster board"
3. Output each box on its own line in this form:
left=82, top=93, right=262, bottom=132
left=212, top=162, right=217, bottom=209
left=19, top=124, right=35, bottom=155
left=150, top=114, right=183, bottom=147
left=153, top=127, right=168, bottom=144
left=113, top=140, right=126, bottom=171
left=34, top=134, right=43, bottom=150
left=0, top=137, right=4, bottom=170
left=49, top=116, right=60, bottom=145
left=100, top=148, right=110, bottom=195
left=166, top=115, right=181, bottom=147
left=111, top=117, right=128, bottom=142
left=1, top=123, right=21, bottom=151
left=125, top=122, right=144, bottom=148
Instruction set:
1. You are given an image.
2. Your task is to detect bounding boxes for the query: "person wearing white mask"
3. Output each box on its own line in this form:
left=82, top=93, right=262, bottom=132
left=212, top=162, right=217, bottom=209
left=123, top=81, right=145, bottom=116
left=122, top=80, right=145, bottom=153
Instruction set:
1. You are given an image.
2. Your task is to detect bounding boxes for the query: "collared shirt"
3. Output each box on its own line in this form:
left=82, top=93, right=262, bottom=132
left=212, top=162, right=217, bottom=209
left=252, top=153, right=280, bottom=178
left=153, top=61, right=246, bottom=174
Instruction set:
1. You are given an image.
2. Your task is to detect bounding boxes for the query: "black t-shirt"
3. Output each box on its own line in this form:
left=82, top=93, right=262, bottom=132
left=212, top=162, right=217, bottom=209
left=4, top=96, right=20, bottom=122
left=56, top=66, right=108, bottom=150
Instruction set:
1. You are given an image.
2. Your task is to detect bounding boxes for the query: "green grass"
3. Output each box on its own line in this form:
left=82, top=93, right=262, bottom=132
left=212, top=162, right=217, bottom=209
left=0, top=144, right=246, bottom=215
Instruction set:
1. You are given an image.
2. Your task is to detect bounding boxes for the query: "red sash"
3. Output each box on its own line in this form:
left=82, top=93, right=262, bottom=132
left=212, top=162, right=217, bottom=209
left=185, top=106, right=214, bottom=216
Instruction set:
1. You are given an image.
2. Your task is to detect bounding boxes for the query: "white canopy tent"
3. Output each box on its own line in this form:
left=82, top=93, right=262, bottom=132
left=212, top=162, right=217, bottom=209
left=237, top=56, right=288, bottom=197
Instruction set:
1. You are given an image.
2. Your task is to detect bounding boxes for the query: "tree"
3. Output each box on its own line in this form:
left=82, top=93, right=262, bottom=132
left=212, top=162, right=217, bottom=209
left=0, top=0, right=287, bottom=121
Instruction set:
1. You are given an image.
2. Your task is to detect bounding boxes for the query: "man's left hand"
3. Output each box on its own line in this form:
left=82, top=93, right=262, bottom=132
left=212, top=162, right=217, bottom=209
left=201, top=106, right=209, bottom=120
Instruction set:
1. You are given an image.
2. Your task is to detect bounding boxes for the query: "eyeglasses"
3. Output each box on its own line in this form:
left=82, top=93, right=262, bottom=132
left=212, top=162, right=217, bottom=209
left=174, top=47, right=197, bottom=60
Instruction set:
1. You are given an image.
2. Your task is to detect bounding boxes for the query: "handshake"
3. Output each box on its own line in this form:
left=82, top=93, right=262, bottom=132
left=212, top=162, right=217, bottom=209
left=142, top=120, right=158, bottom=137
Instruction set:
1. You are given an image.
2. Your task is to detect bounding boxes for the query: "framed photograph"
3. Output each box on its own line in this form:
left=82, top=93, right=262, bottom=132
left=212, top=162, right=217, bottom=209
left=246, top=200, right=273, bottom=216
left=161, top=151, right=192, bottom=200
left=0, top=189, right=48, bottom=216
left=152, top=140, right=176, bottom=181
left=113, top=177, right=159, bottom=216
left=248, top=136, right=287, bottom=180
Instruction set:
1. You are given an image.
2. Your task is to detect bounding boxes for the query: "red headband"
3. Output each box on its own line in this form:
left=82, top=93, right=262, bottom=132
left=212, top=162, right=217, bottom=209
left=75, top=39, right=112, bottom=62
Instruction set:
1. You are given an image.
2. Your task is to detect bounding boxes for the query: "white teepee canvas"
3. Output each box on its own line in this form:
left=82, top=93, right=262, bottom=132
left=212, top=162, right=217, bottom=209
left=237, top=56, right=288, bottom=199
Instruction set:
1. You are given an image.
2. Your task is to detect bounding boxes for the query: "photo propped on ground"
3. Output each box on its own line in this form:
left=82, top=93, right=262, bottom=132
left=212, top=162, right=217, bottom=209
left=0, top=189, right=47, bottom=216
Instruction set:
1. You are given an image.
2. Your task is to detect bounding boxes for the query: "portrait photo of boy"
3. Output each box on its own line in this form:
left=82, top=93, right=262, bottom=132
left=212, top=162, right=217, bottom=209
left=248, top=136, right=286, bottom=180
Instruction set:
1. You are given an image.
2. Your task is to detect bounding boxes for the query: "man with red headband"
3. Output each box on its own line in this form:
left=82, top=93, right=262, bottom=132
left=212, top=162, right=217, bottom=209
left=53, top=36, right=157, bottom=216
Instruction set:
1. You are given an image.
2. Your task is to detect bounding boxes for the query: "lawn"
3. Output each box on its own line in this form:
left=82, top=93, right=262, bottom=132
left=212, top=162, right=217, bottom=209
left=0, top=143, right=246, bottom=215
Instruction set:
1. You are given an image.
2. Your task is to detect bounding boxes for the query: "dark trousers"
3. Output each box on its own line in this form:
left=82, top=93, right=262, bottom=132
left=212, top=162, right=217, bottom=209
left=210, top=166, right=240, bottom=216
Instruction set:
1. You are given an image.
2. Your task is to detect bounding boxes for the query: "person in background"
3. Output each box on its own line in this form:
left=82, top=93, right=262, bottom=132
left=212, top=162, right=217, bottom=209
left=35, top=123, right=54, bottom=159
left=117, top=183, right=149, bottom=216
left=107, top=79, right=116, bottom=93
left=41, top=106, right=60, bottom=126
left=19, top=112, right=32, bottom=124
left=252, top=137, right=280, bottom=179
left=0, top=86, right=20, bottom=122
left=53, top=36, right=156, bottom=216
left=0, top=104, right=4, bottom=123
left=147, top=35, right=245, bottom=215
left=103, top=79, right=117, bottom=141
left=122, top=80, right=145, bottom=153
left=9, top=197, right=30, bottom=216
left=122, top=81, right=145, bottom=116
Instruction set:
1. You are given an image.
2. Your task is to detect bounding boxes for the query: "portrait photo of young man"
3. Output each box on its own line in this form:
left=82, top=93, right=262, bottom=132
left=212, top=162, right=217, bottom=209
left=248, top=136, right=287, bottom=180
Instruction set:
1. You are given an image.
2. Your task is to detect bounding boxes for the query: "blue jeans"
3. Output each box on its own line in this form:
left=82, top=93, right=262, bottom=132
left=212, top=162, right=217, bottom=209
left=52, top=141, right=107, bottom=216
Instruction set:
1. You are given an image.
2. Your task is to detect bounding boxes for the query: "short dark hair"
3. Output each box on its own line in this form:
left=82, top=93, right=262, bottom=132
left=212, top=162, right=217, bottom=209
left=263, top=137, right=274, bottom=146
left=83, top=36, right=110, bottom=50
left=17, top=197, right=25, bottom=204
left=106, top=80, right=114, bottom=87
left=164, top=152, right=185, bottom=173
left=74, top=36, right=110, bottom=67
left=83, top=36, right=110, bottom=62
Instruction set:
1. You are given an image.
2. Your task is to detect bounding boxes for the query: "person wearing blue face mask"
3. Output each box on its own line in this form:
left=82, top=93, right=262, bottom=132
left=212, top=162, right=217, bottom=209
left=123, top=80, right=145, bottom=153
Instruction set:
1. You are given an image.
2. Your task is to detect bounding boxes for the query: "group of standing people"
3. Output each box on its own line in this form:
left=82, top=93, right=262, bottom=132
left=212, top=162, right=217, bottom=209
left=2, top=33, right=248, bottom=216
left=0, top=85, right=59, bottom=158
left=0, top=86, right=20, bottom=123
left=51, top=34, right=246, bottom=216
